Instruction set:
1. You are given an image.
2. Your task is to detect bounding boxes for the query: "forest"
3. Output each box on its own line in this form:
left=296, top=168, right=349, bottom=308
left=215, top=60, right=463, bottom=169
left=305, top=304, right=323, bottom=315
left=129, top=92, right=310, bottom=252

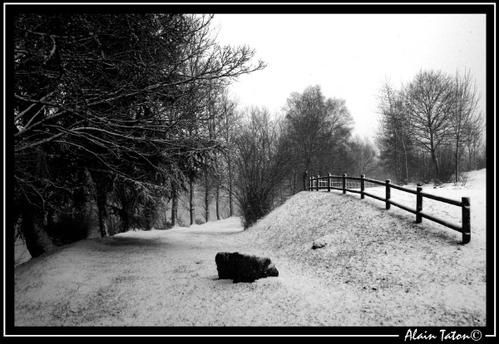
left=12, top=13, right=486, bottom=259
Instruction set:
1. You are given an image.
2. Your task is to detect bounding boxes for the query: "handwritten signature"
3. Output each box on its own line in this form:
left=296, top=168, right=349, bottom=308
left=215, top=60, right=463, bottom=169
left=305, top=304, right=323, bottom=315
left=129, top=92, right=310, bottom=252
left=404, top=328, right=482, bottom=341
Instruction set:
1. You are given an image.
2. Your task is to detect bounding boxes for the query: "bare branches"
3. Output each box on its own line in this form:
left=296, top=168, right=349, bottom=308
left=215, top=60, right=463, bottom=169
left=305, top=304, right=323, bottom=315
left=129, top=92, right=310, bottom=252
left=14, top=91, right=55, bottom=122
left=404, top=70, right=455, bottom=178
left=233, top=107, right=291, bottom=228
left=377, top=69, right=483, bottom=183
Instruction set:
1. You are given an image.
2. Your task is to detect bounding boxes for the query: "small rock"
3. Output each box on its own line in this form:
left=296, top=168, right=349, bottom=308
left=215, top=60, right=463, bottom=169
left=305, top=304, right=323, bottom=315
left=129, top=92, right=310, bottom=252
left=312, top=241, right=327, bottom=250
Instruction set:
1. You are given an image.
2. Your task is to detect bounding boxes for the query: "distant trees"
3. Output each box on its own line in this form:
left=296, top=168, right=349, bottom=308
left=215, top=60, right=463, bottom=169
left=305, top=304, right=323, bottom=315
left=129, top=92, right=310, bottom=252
left=216, top=92, right=239, bottom=218
left=12, top=13, right=264, bottom=256
left=182, top=89, right=239, bottom=225
left=377, top=83, right=415, bottom=184
left=404, top=70, right=455, bottom=180
left=228, top=86, right=367, bottom=227
left=233, top=108, right=289, bottom=228
left=377, top=70, right=484, bottom=184
left=449, top=70, right=481, bottom=183
left=281, top=85, right=354, bottom=190
left=348, top=136, right=378, bottom=176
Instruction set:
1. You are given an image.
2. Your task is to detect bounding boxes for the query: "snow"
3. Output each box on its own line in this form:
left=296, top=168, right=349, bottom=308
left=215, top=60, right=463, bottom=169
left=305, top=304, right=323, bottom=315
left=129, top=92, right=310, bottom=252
left=361, top=169, right=487, bottom=241
left=14, top=169, right=487, bottom=326
left=15, top=237, right=31, bottom=266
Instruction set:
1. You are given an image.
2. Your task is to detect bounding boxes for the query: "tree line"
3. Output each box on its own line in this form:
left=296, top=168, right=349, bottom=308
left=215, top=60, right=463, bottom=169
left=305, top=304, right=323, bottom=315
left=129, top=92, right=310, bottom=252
left=223, top=71, right=485, bottom=228
left=377, top=70, right=484, bottom=185
left=12, top=13, right=264, bottom=257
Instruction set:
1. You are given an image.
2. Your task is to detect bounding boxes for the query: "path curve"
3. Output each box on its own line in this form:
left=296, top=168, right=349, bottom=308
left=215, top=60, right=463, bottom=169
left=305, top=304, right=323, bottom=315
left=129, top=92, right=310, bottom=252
left=15, top=218, right=353, bottom=326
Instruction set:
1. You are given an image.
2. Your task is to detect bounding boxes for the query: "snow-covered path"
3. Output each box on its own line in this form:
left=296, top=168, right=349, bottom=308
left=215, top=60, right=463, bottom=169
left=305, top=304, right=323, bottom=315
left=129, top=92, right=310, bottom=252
left=15, top=218, right=365, bottom=326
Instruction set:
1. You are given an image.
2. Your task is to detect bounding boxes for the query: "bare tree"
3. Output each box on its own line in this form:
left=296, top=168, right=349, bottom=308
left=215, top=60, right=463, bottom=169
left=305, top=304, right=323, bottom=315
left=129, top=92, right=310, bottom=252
left=377, top=83, right=414, bottom=183
left=218, top=93, right=239, bottom=217
left=404, top=70, right=454, bottom=181
left=449, top=70, right=480, bottom=182
left=463, top=114, right=485, bottom=170
left=233, top=108, right=289, bottom=228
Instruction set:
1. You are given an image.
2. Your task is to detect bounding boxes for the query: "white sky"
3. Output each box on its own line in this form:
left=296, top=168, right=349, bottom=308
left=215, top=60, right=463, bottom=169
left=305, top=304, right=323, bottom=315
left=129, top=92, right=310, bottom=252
left=211, top=14, right=486, bottom=141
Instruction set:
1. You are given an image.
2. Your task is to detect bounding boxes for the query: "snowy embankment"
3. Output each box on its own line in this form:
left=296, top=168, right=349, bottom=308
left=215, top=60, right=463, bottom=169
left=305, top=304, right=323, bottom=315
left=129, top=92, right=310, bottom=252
left=243, top=169, right=487, bottom=326
left=14, top=170, right=487, bottom=326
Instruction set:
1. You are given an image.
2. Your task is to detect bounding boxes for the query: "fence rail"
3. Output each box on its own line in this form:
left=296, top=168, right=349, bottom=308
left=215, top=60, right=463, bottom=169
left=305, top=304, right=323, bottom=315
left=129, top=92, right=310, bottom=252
left=304, top=172, right=470, bottom=244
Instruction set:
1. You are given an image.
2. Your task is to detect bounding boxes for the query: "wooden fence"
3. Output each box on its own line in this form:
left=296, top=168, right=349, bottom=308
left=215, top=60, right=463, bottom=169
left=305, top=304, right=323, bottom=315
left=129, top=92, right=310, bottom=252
left=304, top=172, right=471, bottom=244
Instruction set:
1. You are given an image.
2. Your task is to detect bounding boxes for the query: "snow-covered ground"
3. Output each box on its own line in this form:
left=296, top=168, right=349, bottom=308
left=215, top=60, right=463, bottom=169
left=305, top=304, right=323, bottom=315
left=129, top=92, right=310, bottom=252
left=14, top=169, right=487, bottom=326
left=16, top=217, right=350, bottom=326
left=359, top=169, right=487, bottom=242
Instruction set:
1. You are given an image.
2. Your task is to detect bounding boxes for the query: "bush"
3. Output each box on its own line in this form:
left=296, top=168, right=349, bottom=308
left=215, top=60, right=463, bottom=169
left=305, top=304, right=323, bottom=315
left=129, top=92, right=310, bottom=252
left=233, top=108, right=289, bottom=229
left=238, top=191, right=272, bottom=229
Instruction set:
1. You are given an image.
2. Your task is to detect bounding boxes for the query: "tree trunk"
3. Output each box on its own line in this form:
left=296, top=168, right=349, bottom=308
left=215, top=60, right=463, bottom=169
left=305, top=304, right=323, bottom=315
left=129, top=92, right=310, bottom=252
left=467, top=145, right=473, bottom=171
left=228, top=158, right=233, bottom=217
left=216, top=182, right=220, bottom=220
left=189, top=176, right=194, bottom=226
left=304, top=157, right=311, bottom=185
left=454, top=137, right=460, bottom=183
left=143, top=200, right=154, bottom=231
left=401, top=139, right=409, bottom=184
left=121, top=207, right=130, bottom=232
left=96, top=189, right=108, bottom=237
left=431, top=149, right=440, bottom=180
left=171, top=187, right=177, bottom=227
left=204, top=168, right=209, bottom=222
left=90, top=170, right=110, bottom=237
left=21, top=206, right=55, bottom=258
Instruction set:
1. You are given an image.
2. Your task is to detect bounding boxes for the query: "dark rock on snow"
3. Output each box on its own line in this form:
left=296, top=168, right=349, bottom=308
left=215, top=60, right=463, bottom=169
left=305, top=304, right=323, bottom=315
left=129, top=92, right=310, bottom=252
left=215, top=252, right=279, bottom=283
left=312, top=240, right=327, bottom=250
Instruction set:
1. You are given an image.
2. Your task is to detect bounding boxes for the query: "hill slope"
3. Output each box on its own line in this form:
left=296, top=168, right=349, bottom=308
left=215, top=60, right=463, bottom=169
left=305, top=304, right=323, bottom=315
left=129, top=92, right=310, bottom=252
left=241, top=169, right=486, bottom=325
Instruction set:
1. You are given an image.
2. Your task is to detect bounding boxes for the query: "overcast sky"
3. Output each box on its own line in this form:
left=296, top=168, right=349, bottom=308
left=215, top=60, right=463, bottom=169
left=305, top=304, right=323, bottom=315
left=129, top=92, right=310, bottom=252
left=211, top=14, right=486, bottom=141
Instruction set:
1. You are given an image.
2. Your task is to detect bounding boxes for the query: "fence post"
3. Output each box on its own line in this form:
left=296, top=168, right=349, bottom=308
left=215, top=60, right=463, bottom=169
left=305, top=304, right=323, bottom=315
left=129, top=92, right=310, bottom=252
left=328, top=173, right=331, bottom=192
left=316, top=175, right=320, bottom=191
left=461, top=197, right=471, bottom=244
left=385, top=179, right=391, bottom=210
left=360, top=174, right=365, bottom=199
left=303, top=170, right=308, bottom=191
left=342, top=173, right=347, bottom=194
left=416, top=183, right=423, bottom=223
